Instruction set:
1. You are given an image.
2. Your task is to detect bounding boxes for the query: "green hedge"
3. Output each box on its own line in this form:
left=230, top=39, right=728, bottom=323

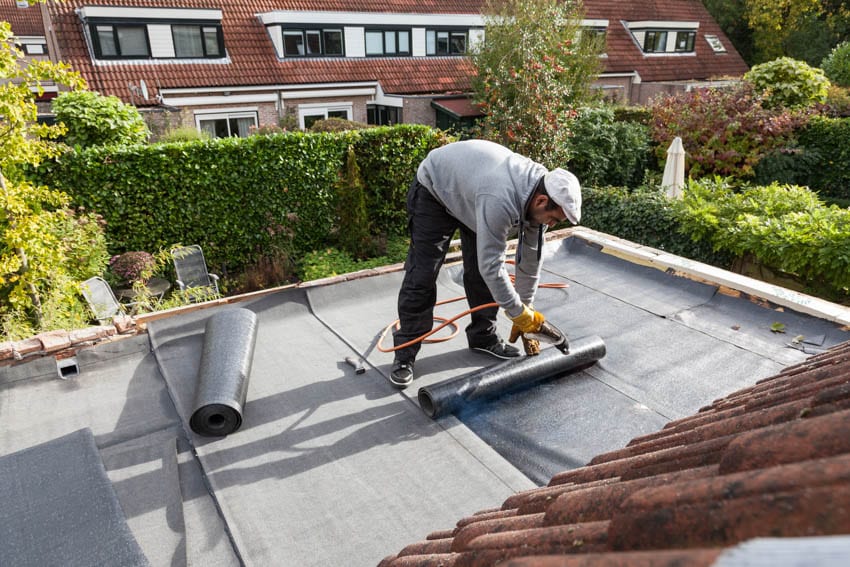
left=582, top=181, right=850, bottom=300
left=794, top=116, right=850, bottom=201
left=678, top=179, right=850, bottom=297
left=581, top=185, right=734, bottom=267
left=33, top=125, right=446, bottom=274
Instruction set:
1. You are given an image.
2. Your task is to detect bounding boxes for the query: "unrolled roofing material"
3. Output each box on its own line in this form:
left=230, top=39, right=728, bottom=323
left=418, top=335, right=606, bottom=418
left=190, top=309, right=258, bottom=436
left=0, top=428, right=149, bottom=567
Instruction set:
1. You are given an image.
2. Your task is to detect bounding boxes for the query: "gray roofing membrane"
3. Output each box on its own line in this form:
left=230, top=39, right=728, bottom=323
left=1, top=229, right=848, bottom=565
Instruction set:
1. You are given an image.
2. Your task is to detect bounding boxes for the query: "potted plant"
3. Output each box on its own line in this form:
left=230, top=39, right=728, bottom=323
left=107, top=251, right=156, bottom=288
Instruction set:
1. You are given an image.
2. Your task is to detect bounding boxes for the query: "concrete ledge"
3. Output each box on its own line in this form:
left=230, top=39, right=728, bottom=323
left=566, top=227, right=850, bottom=328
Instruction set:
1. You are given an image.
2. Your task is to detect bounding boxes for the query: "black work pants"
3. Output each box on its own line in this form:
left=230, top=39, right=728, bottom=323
left=393, top=179, right=500, bottom=362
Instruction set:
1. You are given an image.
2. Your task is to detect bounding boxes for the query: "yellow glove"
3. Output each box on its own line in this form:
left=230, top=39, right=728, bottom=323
left=508, top=306, right=545, bottom=356
left=509, top=305, right=546, bottom=334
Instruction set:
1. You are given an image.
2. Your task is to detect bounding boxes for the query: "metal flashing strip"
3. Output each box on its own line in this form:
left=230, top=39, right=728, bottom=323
left=567, top=227, right=850, bottom=327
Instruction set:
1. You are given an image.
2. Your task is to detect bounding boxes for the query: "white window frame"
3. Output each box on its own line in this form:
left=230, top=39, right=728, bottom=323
left=297, top=102, right=353, bottom=129
left=194, top=108, right=258, bottom=138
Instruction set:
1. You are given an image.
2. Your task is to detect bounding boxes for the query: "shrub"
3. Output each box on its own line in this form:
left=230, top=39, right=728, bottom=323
left=581, top=185, right=733, bottom=267
left=52, top=90, right=150, bottom=148
left=795, top=115, right=850, bottom=200
left=107, top=251, right=156, bottom=285
left=677, top=178, right=850, bottom=298
left=744, top=57, right=830, bottom=109
left=159, top=126, right=211, bottom=143
left=309, top=117, right=371, bottom=132
left=565, top=106, right=651, bottom=187
left=649, top=83, right=810, bottom=179
left=821, top=41, right=850, bottom=87
left=821, top=84, right=850, bottom=117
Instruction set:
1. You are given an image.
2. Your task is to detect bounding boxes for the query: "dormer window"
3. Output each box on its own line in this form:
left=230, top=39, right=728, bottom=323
left=626, top=21, right=699, bottom=55
left=93, top=24, right=149, bottom=58
left=281, top=28, right=343, bottom=57
left=79, top=6, right=225, bottom=61
left=426, top=29, right=467, bottom=55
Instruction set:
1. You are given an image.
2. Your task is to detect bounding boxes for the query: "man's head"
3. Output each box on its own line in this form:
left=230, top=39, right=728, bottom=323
left=543, top=168, right=581, bottom=224
left=527, top=168, right=582, bottom=228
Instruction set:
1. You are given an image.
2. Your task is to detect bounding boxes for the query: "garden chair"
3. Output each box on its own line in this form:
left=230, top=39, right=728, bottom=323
left=171, top=245, right=220, bottom=300
left=80, top=276, right=124, bottom=324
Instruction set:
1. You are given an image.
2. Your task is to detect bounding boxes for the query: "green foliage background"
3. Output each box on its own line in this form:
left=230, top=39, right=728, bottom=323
left=32, top=126, right=446, bottom=276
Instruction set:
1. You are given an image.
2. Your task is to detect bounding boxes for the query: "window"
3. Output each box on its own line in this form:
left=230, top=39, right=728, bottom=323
left=367, top=105, right=401, bottom=126
left=19, top=43, right=46, bottom=55
left=580, top=27, right=607, bottom=51
left=704, top=34, right=727, bottom=53
left=675, top=31, right=696, bottom=53
left=93, top=24, right=150, bottom=58
left=172, top=25, right=223, bottom=58
left=282, top=28, right=343, bottom=57
left=365, top=29, right=411, bottom=56
left=196, top=111, right=258, bottom=138
left=426, top=30, right=467, bottom=55
left=643, top=30, right=667, bottom=53
left=297, top=104, right=352, bottom=129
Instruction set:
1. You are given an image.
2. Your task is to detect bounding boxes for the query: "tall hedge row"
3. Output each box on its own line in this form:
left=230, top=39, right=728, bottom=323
left=33, top=125, right=446, bottom=274
left=795, top=116, right=850, bottom=201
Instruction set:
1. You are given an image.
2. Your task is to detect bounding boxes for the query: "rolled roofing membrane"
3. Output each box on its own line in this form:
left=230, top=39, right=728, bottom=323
left=418, top=335, right=606, bottom=419
left=190, top=308, right=258, bottom=436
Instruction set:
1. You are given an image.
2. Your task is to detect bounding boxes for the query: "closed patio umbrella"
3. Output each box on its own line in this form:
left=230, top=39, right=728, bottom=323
left=662, top=136, right=685, bottom=199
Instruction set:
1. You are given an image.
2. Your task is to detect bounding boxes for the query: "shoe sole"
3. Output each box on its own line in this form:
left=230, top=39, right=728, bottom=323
left=471, top=347, right=521, bottom=360
left=389, top=375, right=412, bottom=388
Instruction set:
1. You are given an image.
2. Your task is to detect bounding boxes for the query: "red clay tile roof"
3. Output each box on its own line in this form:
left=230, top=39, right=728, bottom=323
left=586, top=0, right=749, bottom=82
left=0, top=0, right=46, bottom=37
left=379, top=339, right=850, bottom=566
left=41, top=0, right=746, bottom=105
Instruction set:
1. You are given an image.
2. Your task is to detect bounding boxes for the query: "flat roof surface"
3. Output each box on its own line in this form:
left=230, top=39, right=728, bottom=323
left=2, top=229, right=848, bottom=566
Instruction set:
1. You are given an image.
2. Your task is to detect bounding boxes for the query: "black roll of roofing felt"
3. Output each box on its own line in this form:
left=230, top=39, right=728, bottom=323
left=190, top=308, right=258, bottom=436
left=417, top=335, right=606, bottom=419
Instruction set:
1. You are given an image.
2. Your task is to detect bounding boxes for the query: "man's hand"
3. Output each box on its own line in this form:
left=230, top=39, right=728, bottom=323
left=509, top=305, right=545, bottom=333
left=508, top=305, right=545, bottom=356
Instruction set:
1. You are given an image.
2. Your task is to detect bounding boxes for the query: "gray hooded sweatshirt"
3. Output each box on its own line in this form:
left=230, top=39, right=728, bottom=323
left=416, top=140, right=547, bottom=318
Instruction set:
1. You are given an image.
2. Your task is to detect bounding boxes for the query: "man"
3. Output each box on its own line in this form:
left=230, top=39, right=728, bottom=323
left=391, top=139, right=582, bottom=388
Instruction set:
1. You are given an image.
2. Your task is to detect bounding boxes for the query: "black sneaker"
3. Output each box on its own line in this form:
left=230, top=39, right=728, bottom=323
left=471, top=339, right=521, bottom=360
left=390, top=359, right=414, bottom=388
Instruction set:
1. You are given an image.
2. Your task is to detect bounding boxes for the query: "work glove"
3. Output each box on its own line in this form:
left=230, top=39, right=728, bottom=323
left=508, top=305, right=544, bottom=356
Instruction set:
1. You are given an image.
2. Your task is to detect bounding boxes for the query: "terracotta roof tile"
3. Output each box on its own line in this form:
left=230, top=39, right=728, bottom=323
left=39, top=0, right=746, bottom=106
left=382, top=339, right=850, bottom=566
left=0, top=0, right=45, bottom=37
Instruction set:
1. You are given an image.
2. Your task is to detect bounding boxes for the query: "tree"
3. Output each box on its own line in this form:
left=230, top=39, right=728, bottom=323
left=52, top=90, right=150, bottom=147
left=1, top=21, right=109, bottom=338
left=470, top=0, right=603, bottom=168
left=745, top=0, right=822, bottom=62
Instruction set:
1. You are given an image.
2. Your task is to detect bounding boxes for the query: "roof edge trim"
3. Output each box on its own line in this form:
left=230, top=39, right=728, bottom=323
left=566, top=227, right=850, bottom=326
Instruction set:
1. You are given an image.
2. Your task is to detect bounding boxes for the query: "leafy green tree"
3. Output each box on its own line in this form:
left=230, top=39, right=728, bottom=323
left=744, top=57, right=831, bottom=108
left=470, top=0, right=603, bottom=168
left=822, top=41, right=850, bottom=87
left=1, top=21, right=109, bottom=338
left=745, top=0, right=822, bottom=62
left=52, top=90, right=150, bottom=147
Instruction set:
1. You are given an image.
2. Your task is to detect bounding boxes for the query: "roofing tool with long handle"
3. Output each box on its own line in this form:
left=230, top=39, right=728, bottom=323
left=417, top=334, right=606, bottom=419
left=525, top=319, right=570, bottom=354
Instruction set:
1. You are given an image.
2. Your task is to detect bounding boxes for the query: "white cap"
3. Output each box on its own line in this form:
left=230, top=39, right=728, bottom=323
left=543, top=168, right=582, bottom=224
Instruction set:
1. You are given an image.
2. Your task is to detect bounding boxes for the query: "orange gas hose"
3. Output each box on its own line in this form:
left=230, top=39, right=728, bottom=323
left=377, top=276, right=568, bottom=353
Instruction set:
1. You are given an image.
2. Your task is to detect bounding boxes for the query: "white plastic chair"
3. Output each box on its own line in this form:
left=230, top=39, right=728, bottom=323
left=171, top=245, right=220, bottom=299
left=80, top=276, right=123, bottom=324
